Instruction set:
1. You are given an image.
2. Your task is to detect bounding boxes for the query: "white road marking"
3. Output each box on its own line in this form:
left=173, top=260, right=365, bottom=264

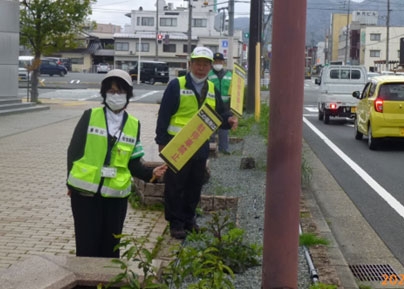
left=303, top=117, right=404, bottom=219
left=132, top=91, right=160, bottom=101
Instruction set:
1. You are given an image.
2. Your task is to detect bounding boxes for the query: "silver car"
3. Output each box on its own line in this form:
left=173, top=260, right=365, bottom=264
left=97, top=63, right=110, bottom=73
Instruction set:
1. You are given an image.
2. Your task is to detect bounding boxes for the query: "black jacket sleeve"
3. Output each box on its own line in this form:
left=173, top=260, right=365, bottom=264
left=67, top=109, right=91, bottom=177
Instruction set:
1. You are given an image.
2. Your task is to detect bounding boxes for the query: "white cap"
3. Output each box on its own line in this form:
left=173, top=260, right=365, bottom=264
left=191, top=47, right=214, bottom=62
left=102, top=69, right=133, bottom=87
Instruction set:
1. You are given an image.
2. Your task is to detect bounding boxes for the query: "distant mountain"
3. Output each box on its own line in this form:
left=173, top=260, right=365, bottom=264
left=235, top=0, right=404, bottom=45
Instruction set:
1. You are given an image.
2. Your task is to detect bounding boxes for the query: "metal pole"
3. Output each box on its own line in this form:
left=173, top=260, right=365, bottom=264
left=227, top=0, right=234, bottom=69
left=386, top=0, right=390, bottom=71
left=155, top=0, right=159, bottom=60
left=344, top=0, right=350, bottom=64
left=187, top=0, right=192, bottom=70
left=262, top=0, right=307, bottom=287
left=246, top=0, right=261, bottom=114
left=137, top=36, right=141, bottom=85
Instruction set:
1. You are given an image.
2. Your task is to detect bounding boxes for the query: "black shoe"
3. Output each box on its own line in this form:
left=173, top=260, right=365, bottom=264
left=170, top=228, right=187, bottom=240
left=219, top=150, right=231, bottom=155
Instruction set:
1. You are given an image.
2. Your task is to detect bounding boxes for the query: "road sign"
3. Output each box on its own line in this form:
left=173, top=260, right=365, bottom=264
left=222, top=40, right=228, bottom=48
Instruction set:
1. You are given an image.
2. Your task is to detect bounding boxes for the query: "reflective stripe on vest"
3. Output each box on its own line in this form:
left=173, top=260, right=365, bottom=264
left=208, top=70, right=232, bottom=103
left=167, top=76, right=216, bottom=135
left=67, top=107, right=139, bottom=198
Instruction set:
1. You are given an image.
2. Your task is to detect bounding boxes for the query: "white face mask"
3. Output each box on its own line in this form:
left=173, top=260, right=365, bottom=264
left=213, top=64, right=223, bottom=72
left=190, top=72, right=208, bottom=84
left=105, top=93, right=127, bottom=111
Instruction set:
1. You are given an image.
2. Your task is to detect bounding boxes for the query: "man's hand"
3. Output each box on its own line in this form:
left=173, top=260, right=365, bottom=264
left=228, top=116, right=238, bottom=130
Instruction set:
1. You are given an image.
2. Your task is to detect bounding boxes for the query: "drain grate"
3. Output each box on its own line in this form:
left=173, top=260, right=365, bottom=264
left=349, top=264, right=397, bottom=281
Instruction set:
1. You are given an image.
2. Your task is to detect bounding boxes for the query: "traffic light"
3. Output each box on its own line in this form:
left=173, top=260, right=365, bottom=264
left=164, top=34, right=169, bottom=44
left=157, top=34, right=163, bottom=44
left=244, top=32, right=249, bottom=39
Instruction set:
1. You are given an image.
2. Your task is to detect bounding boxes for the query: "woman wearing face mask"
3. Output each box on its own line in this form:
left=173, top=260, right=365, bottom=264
left=67, top=69, right=167, bottom=258
left=208, top=52, right=234, bottom=154
left=155, top=47, right=238, bottom=240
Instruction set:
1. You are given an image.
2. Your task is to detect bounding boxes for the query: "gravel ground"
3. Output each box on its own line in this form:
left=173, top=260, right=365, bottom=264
left=198, top=126, right=312, bottom=289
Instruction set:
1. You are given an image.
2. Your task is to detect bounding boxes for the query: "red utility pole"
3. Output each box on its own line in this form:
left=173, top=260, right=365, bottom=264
left=262, top=0, right=307, bottom=288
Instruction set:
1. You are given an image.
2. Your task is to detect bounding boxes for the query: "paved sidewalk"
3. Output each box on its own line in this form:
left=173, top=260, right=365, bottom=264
left=0, top=99, right=166, bottom=270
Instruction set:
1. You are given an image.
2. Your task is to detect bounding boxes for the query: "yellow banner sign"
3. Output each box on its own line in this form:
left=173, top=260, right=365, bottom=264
left=159, top=104, right=222, bottom=173
left=230, top=63, right=246, bottom=117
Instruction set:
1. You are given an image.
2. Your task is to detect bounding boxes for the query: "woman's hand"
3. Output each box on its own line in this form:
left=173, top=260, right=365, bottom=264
left=150, top=164, right=168, bottom=182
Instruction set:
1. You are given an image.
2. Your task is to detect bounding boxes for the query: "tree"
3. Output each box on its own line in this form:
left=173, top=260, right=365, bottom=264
left=20, top=0, right=95, bottom=102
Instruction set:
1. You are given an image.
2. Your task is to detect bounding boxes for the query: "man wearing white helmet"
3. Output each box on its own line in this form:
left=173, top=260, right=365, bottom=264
left=67, top=69, right=167, bottom=257
left=155, top=47, right=238, bottom=239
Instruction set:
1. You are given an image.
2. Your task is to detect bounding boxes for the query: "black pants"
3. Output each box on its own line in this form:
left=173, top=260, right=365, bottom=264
left=71, top=191, right=128, bottom=257
left=164, top=157, right=207, bottom=229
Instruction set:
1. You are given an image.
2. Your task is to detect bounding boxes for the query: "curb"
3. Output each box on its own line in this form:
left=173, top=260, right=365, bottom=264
left=302, top=141, right=359, bottom=289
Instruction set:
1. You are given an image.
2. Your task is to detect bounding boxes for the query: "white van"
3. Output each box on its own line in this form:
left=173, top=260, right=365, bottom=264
left=18, top=56, right=34, bottom=80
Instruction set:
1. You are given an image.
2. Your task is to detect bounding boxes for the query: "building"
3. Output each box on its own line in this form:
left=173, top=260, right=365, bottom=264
left=327, top=10, right=404, bottom=72
left=360, top=26, right=404, bottom=72
left=113, top=0, right=243, bottom=70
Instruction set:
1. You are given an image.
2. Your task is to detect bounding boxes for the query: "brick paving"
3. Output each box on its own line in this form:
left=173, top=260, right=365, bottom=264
left=0, top=99, right=166, bottom=269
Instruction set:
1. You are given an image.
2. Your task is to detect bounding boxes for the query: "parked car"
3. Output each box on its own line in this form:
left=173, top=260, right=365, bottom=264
left=97, top=63, right=110, bottom=73
left=352, top=75, right=404, bottom=150
left=45, top=57, right=72, bottom=71
left=129, top=61, right=169, bottom=84
left=39, top=58, right=68, bottom=76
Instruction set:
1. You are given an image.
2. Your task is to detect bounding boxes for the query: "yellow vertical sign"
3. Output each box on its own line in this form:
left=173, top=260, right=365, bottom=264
left=159, top=104, right=222, bottom=173
left=230, top=63, right=247, bottom=117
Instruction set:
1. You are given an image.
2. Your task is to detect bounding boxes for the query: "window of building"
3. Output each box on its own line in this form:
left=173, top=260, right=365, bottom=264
left=71, top=57, right=84, bottom=65
left=370, top=33, right=381, bottom=41
left=370, top=50, right=380, bottom=57
left=183, top=44, right=197, bottom=53
left=136, top=42, right=150, bottom=52
left=115, top=42, right=129, bottom=51
left=137, top=17, right=154, bottom=26
left=160, top=17, right=177, bottom=27
left=163, top=44, right=176, bottom=53
left=192, top=19, right=207, bottom=27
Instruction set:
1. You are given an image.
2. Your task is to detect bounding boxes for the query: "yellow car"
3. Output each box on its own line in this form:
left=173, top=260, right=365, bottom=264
left=352, top=75, right=404, bottom=150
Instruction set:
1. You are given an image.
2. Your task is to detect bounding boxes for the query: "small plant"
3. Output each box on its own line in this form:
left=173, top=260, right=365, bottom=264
left=309, top=282, right=337, bottom=289
left=99, top=235, right=167, bottom=289
left=299, top=232, right=329, bottom=247
left=301, top=155, right=313, bottom=187
left=358, top=284, right=372, bottom=289
left=163, top=211, right=262, bottom=288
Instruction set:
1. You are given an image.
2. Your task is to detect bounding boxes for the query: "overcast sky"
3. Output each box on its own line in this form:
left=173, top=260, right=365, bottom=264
left=90, top=0, right=364, bottom=28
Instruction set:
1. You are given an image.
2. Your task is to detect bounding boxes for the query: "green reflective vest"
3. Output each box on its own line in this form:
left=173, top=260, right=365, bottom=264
left=167, top=76, right=216, bottom=135
left=67, top=107, right=139, bottom=198
left=208, top=69, right=232, bottom=103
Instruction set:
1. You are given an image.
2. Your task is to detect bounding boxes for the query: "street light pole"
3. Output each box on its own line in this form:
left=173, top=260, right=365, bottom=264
left=386, top=0, right=390, bottom=70
left=155, top=0, right=159, bottom=60
left=138, top=36, right=141, bottom=85
left=344, top=0, right=350, bottom=64
left=187, top=0, right=193, bottom=70
left=227, top=0, right=234, bottom=69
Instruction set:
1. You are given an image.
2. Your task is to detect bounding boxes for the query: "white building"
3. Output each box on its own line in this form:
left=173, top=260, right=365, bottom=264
left=113, top=0, right=243, bottom=69
left=360, top=26, right=404, bottom=72
left=331, top=11, right=404, bottom=72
